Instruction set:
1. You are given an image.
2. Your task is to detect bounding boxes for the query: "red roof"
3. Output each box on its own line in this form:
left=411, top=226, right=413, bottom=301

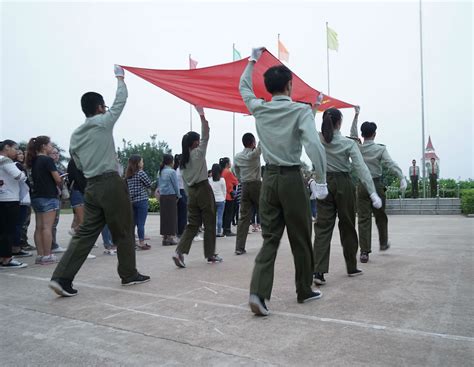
left=426, top=135, right=435, bottom=151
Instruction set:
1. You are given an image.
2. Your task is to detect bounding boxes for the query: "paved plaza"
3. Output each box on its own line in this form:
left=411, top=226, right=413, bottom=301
left=1, top=214, right=473, bottom=366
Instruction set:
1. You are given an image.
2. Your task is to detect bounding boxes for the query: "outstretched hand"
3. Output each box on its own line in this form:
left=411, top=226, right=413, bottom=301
left=114, top=64, right=125, bottom=79
left=249, top=47, right=265, bottom=62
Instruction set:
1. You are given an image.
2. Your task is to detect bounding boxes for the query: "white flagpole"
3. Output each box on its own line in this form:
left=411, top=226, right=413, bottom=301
left=189, top=54, right=193, bottom=131
left=232, top=43, right=236, bottom=159
left=326, top=22, right=330, bottom=95
left=419, top=0, right=426, bottom=198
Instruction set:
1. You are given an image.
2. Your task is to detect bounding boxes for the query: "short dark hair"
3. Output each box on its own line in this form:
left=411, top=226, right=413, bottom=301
left=219, top=157, right=230, bottom=170
left=0, top=139, right=17, bottom=151
left=360, top=121, right=377, bottom=138
left=81, top=92, right=105, bottom=117
left=242, top=133, right=255, bottom=148
left=263, top=65, right=292, bottom=94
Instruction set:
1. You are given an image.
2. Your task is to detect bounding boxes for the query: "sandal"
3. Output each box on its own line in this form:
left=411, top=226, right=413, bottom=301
left=136, top=243, right=151, bottom=251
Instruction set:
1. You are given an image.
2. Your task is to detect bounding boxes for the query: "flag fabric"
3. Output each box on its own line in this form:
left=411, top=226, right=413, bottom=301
left=233, top=47, right=241, bottom=61
left=189, top=56, right=198, bottom=69
left=121, top=49, right=354, bottom=116
left=278, top=40, right=289, bottom=62
left=327, top=26, right=339, bottom=51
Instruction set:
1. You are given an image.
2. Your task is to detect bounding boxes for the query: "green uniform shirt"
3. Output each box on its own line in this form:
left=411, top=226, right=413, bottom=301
left=234, top=144, right=261, bottom=182
left=181, top=121, right=209, bottom=187
left=70, top=79, right=127, bottom=178
left=321, top=130, right=376, bottom=195
left=239, top=62, right=326, bottom=184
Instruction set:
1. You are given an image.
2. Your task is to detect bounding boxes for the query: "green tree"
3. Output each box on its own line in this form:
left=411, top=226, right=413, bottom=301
left=117, top=134, right=172, bottom=184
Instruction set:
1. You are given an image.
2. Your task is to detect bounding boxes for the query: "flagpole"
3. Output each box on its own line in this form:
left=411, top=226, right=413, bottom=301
left=419, top=0, right=426, bottom=198
left=189, top=54, right=193, bottom=131
left=277, top=33, right=280, bottom=60
left=232, top=43, right=236, bottom=158
left=326, top=22, right=330, bottom=95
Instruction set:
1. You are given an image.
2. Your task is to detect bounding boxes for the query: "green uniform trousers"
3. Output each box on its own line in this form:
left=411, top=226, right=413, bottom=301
left=357, top=178, right=387, bottom=253
left=177, top=180, right=216, bottom=258
left=429, top=174, right=437, bottom=198
left=235, top=180, right=261, bottom=252
left=250, top=166, right=313, bottom=300
left=313, top=172, right=359, bottom=274
left=52, top=172, right=138, bottom=282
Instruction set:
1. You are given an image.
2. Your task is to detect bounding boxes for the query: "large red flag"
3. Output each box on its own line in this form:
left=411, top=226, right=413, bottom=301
left=121, top=50, right=354, bottom=114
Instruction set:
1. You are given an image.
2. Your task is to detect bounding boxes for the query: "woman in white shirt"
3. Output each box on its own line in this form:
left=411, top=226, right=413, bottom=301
left=0, top=140, right=28, bottom=269
left=208, top=164, right=226, bottom=237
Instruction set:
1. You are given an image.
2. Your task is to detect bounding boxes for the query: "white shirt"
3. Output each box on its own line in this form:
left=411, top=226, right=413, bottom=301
left=176, top=167, right=184, bottom=190
left=208, top=177, right=226, bottom=202
left=0, top=156, right=26, bottom=202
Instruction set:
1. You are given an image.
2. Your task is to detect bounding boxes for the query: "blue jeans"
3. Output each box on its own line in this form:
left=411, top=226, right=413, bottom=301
left=216, top=201, right=225, bottom=235
left=101, top=225, right=113, bottom=247
left=133, top=199, right=149, bottom=241
left=310, top=199, right=317, bottom=218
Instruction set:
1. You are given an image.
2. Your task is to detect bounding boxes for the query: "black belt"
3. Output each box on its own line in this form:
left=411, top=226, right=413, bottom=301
left=190, top=179, right=208, bottom=188
left=87, top=171, right=119, bottom=183
left=265, top=164, right=300, bottom=172
left=327, top=172, right=350, bottom=177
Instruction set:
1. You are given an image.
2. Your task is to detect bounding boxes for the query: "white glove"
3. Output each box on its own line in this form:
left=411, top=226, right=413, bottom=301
left=315, top=183, right=328, bottom=200
left=354, top=105, right=360, bottom=114
left=400, top=178, right=407, bottom=191
left=370, top=192, right=382, bottom=209
left=316, top=93, right=324, bottom=105
left=194, top=105, right=205, bottom=116
left=249, top=47, right=265, bottom=62
left=114, top=64, right=124, bottom=77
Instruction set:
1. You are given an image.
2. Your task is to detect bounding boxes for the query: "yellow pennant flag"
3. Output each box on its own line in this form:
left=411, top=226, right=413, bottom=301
left=278, top=40, right=289, bottom=62
left=327, top=26, right=339, bottom=51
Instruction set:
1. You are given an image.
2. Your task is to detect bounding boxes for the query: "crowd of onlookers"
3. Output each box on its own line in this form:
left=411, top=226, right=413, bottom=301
left=1, top=137, right=267, bottom=269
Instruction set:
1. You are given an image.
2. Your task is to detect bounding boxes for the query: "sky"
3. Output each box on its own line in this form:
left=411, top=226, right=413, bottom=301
left=1, top=0, right=473, bottom=180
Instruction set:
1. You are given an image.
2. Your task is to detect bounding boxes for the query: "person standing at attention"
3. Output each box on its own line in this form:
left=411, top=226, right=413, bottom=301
left=240, top=47, right=328, bottom=316
left=233, top=133, right=262, bottom=255
left=49, top=65, right=150, bottom=297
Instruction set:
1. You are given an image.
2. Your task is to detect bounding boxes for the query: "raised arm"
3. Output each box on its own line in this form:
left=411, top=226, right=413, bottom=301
left=195, top=106, right=209, bottom=157
left=350, top=106, right=360, bottom=138
left=239, top=48, right=265, bottom=114
left=102, top=65, right=128, bottom=129
left=311, top=92, right=324, bottom=117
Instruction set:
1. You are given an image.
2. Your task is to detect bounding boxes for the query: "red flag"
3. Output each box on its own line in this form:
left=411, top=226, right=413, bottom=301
left=122, top=50, right=354, bottom=115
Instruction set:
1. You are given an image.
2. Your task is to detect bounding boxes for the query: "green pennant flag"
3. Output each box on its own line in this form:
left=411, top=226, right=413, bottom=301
left=233, top=47, right=242, bottom=61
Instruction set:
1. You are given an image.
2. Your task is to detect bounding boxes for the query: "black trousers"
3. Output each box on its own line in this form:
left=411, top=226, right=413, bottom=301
left=222, top=200, right=235, bottom=233
left=0, top=201, right=20, bottom=258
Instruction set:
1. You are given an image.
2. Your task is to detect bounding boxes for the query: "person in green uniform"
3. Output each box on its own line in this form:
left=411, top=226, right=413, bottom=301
left=240, top=47, right=328, bottom=316
left=49, top=65, right=150, bottom=297
left=313, top=108, right=382, bottom=286
left=427, top=157, right=439, bottom=198
left=350, top=112, right=407, bottom=263
left=172, top=106, right=223, bottom=268
left=233, top=133, right=261, bottom=255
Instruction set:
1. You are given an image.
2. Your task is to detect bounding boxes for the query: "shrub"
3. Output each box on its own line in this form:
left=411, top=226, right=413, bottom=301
left=460, top=189, right=474, bottom=215
left=148, top=198, right=160, bottom=212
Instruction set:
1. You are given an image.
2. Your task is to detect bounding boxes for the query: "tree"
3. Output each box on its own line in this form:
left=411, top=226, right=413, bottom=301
left=117, top=134, right=172, bottom=184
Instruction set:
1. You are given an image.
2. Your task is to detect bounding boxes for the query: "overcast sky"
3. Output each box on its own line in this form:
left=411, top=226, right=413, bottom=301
left=1, top=0, right=472, bottom=179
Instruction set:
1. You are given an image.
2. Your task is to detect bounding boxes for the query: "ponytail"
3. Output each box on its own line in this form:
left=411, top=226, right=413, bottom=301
left=321, top=108, right=342, bottom=143
left=25, top=135, right=50, bottom=168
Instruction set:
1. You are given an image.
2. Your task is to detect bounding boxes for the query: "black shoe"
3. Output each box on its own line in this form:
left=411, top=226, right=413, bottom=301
left=297, top=290, right=322, bottom=304
left=235, top=249, right=247, bottom=255
left=360, top=251, right=369, bottom=263
left=172, top=251, right=186, bottom=268
left=12, top=250, right=32, bottom=258
left=380, top=243, right=390, bottom=251
left=249, top=294, right=269, bottom=316
left=49, top=279, right=78, bottom=297
left=216, top=233, right=225, bottom=238
left=224, top=231, right=236, bottom=237
left=348, top=269, right=363, bottom=277
left=121, top=273, right=151, bottom=286
left=207, top=254, right=223, bottom=264
left=313, top=272, right=326, bottom=285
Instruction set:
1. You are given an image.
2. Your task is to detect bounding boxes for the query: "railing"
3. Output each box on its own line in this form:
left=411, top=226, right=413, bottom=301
left=385, top=182, right=460, bottom=199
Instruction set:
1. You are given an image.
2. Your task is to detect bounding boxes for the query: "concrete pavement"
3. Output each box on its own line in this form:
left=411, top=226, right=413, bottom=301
left=1, top=214, right=473, bottom=366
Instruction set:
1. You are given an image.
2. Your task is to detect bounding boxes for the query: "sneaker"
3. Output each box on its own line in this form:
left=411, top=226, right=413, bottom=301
left=51, top=246, right=67, bottom=253
left=39, top=254, right=58, bottom=265
left=235, top=249, right=247, bottom=255
left=87, top=254, right=96, bottom=259
left=348, top=269, right=364, bottom=277
left=360, top=251, right=369, bottom=263
left=216, top=233, right=225, bottom=238
left=380, top=243, right=390, bottom=251
left=12, top=250, right=32, bottom=258
left=193, top=235, right=203, bottom=241
left=103, top=249, right=117, bottom=255
left=207, top=254, right=223, bottom=264
left=68, top=228, right=76, bottom=236
left=297, top=290, right=322, bottom=304
left=224, top=231, right=236, bottom=237
left=49, top=279, right=78, bottom=297
left=22, top=244, right=36, bottom=251
left=121, top=273, right=151, bottom=286
left=249, top=294, right=269, bottom=316
left=93, top=244, right=99, bottom=248
left=172, top=251, right=186, bottom=268
left=35, top=255, right=43, bottom=264
left=313, top=272, right=326, bottom=285
left=1, top=259, right=27, bottom=269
